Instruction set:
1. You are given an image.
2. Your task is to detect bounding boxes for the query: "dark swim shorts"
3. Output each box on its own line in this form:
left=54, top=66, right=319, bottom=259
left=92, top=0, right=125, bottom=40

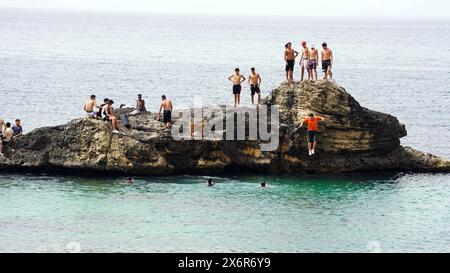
left=163, top=110, right=171, bottom=123
left=285, top=59, right=295, bottom=72
left=322, top=60, right=331, bottom=73
left=250, top=84, right=261, bottom=96
left=307, top=131, right=318, bottom=143
left=233, top=84, right=242, bottom=95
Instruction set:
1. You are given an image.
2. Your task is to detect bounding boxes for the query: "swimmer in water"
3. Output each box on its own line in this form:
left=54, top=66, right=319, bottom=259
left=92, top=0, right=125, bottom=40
left=208, top=178, right=214, bottom=187
left=125, top=177, right=133, bottom=184
left=261, top=182, right=267, bottom=188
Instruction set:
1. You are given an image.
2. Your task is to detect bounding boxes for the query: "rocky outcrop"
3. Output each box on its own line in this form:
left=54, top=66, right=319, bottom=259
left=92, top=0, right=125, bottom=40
left=1, top=80, right=449, bottom=175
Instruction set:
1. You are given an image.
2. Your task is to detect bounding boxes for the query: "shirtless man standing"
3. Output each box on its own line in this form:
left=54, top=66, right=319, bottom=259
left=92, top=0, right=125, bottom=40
left=284, top=42, right=298, bottom=83
left=228, top=68, right=246, bottom=107
left=83, top=95, right=99, bottom=117
left=308, top=44, right=319, bottom=80
left=157, top=95, right=173, bottom=128
left=321, top=42, right=333, bottom=80
left=299, top=41, right=310, bottom=81
left=248, top=67, right=262, bottom=105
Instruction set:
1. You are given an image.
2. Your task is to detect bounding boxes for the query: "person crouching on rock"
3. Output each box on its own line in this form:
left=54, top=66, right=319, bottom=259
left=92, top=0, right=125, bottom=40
left=157, top=95, right=173, bottom=128
left=103, top=99, right=121, bottom=134
left=300, top=113, right=325, bottom=156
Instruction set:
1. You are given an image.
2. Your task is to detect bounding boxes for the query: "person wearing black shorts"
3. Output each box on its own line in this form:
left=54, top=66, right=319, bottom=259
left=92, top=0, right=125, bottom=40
left=248, top=67, right=262, bottom=105
left=284, top=42, right=299, bottom=83
left=321, top=42, right=333, bottom=80
left=228, top=68, right=246, bottom=107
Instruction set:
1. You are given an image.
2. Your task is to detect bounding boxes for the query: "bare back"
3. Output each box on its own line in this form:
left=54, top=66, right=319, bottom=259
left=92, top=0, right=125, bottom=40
left=84, top=99, right=96, bottom=112
left=161, top=99, right=172, bottom=111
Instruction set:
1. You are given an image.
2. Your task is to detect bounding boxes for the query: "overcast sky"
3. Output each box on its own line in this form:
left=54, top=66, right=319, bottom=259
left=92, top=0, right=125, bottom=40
left=1, top=0, right=449, bottom=17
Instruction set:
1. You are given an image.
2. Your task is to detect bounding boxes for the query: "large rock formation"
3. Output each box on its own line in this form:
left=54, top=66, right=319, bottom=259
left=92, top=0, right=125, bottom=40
left=1, top=80, right=449, bottom=175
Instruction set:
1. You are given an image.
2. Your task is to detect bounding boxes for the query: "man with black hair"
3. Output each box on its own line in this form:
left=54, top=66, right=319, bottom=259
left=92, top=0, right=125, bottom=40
left=321, top=42, right=333, bottom=80
left=84, top=95, right=99, bottom=117
left=228, top=68, right=246, bottom=107
left=248, top=67, right=262, bottom=105
left=157, top=95, right=173, bottom=128
left=284, top=42, right=298, bottom=83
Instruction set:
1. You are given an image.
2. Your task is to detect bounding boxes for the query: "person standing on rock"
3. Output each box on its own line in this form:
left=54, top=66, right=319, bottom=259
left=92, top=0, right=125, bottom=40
left=321, top=42, right=333, bottom=80
left=299, top=41, right=310, bottom=81
left=284, top=42, right=298, bottom=83
left=308, top=44, right=319, bottom=80
left=103, top=100, right=121, bottom=133
left=84, top=95, right=100, bottom=117
left=248, top=67, right=262, bottom=105
left=157, top=95, right=173, bottom=128
left=300, top=113, right=325, bottom=156
left=228, top=68, right=246, bottom=107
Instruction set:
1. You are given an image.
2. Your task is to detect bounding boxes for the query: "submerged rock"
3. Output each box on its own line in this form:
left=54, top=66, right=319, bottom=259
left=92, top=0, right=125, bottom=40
left=1, top=80, right=449, bottom=175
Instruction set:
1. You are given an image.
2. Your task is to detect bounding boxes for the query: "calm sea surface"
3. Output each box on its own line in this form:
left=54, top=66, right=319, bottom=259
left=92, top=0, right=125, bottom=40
left=0, top=9, right=449, bottom=252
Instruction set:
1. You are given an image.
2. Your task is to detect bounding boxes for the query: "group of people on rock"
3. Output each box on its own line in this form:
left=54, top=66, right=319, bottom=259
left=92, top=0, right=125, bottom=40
left=2, top=40, right=331, bottom=158
left=83, top=93, right=173, bottom=133
left=0, top=118, right=23, bottom=156
left=227, top=41, right=333, bottom=107
left=284, top=41, right=333, bottom=83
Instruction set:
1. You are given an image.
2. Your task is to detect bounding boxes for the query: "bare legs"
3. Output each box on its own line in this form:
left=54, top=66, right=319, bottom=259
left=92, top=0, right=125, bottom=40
left=312, top=69, right=318, bottom=80
left=307, top=141, right=318, bottom=156
left=324, top=67, right=333, bottom=80
left=109, top=116, right=120, bottom=131
left=234, top=94, right=240, bottom=107
left=251, top=94, right=261, bottom=105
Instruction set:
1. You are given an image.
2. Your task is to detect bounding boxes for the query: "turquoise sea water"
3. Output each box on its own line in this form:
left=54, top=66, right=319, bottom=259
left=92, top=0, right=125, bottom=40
left=1, top=173, right=450, bottom=252
left=1, top=9, right=450, bottom=252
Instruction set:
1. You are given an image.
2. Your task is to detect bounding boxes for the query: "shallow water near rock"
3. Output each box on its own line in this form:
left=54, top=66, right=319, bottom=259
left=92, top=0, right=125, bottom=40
left=1, top=172, right=450, bottom=252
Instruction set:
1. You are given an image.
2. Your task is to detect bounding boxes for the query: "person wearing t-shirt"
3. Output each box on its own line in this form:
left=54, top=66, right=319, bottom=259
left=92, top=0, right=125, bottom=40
left=299, top=113, right=325, bottom=156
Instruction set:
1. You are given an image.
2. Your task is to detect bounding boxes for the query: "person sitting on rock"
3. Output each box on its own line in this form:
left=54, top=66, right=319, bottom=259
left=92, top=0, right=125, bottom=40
left=84, top=95, right=100, bottom=117
left=12, top=119, right=23, bottom=139
left=130, top=94, right=147, bottom=116
left=103, top=100, right=121, bottom=133
left=157, top=95, right=173, bottom=128
left=97, top=98, right=109, bottom=118
left=299, top=113, right=325, bottom=156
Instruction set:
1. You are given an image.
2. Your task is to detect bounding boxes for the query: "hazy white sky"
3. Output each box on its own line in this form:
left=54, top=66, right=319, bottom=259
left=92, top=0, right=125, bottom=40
left=1, top=0, right=449, bottom=17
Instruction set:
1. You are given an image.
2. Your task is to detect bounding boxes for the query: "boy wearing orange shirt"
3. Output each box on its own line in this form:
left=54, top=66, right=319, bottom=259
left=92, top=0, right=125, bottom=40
left=300, top=113, right=325, bottom=156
